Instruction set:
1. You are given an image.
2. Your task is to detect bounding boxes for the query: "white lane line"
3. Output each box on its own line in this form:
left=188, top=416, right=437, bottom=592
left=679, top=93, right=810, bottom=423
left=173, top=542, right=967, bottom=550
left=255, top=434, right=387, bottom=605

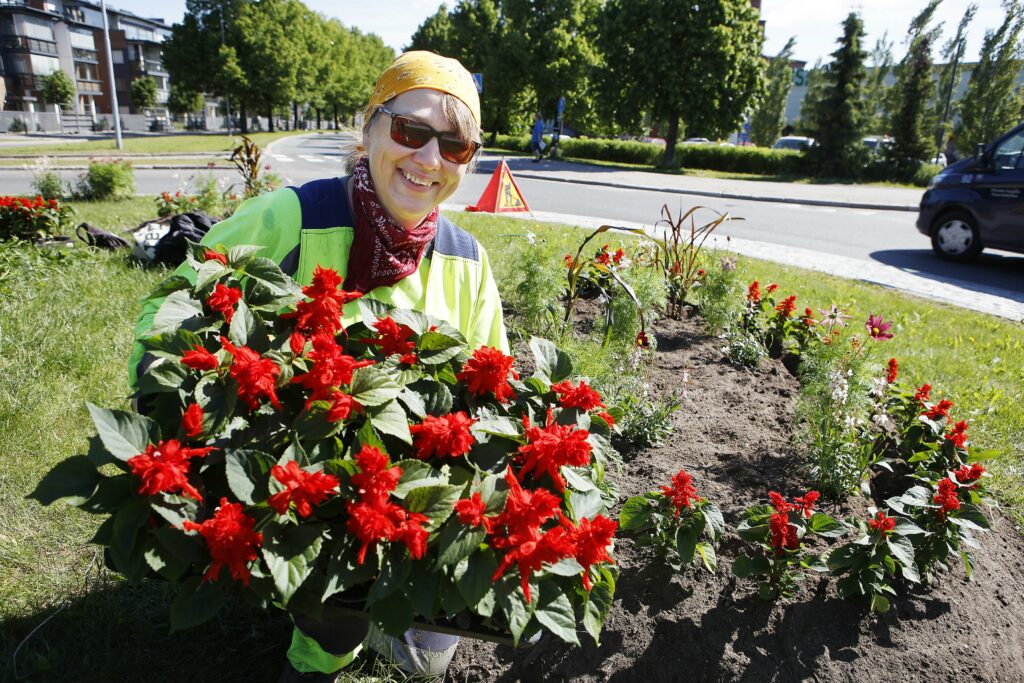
left=298, top=154, right=325, bottom=163
left=271, top=154, right=294, bottom=162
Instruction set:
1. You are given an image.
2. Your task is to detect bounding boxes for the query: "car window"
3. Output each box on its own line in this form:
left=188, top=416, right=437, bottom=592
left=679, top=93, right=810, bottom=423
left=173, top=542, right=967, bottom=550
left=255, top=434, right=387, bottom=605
left=993, top=130, right=1024, bottom=170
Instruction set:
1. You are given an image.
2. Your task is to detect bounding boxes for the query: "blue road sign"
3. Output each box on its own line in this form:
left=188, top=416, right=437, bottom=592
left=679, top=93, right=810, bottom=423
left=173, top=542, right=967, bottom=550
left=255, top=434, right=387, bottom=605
left=557, top=96, right=565, bottom=115
left=472, top=73, right=483, bottom=93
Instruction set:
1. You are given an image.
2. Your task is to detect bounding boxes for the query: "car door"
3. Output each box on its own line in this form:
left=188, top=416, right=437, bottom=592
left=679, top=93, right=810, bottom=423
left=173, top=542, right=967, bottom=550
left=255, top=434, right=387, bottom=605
left=973, top=127, right=1024, bottom=250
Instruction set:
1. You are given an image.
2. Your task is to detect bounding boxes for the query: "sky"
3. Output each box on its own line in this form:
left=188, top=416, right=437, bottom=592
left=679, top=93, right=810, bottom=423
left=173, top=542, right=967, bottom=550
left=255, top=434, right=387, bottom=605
left=117, top=0, right=1008, bottom=66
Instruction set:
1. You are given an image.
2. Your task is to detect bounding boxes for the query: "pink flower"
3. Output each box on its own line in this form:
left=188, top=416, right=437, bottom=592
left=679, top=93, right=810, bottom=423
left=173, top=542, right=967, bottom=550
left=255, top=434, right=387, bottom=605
left=865, top=314, right=894, bottom=340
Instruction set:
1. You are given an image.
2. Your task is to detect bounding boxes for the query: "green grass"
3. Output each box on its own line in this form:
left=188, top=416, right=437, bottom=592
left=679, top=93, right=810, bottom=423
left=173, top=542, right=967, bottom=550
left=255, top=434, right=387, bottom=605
left=0, top=130, right=317, bottom=157
left=1, top=200, right=1020, bottom=680
left=0, top=158, right=234, bottom=168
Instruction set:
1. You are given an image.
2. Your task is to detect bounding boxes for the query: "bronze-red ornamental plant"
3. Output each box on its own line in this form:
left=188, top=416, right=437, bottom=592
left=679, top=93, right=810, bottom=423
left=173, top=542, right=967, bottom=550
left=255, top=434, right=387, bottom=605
left=29, top=243, right=619, bottom=647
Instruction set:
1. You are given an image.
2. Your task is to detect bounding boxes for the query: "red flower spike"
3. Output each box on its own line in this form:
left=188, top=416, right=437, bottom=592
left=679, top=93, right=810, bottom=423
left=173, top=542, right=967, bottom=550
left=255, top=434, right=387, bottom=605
left=182, top=403, right=204, bottom=438
left=517, top=409, right=593, bottom=492
left=802, top=307, right=816, bottom=326
left=364, top=316, right=417, bottom=358
left=914, top=383, right=932, bottom=404
left=182, top=498, right=262, bottom=586
left=454, top=492, right=487, bottom=527
left=765, top=283, right=779, bottom=295
left=289, top=332, right=307, bottom=356
left=551, top=380, right=605, bottom=412
left=596, top=410, right=616, bottom=427
left=661, top=470, right=700, bottom=516
left=267, top=461, right=340, bottom=518
left=775, top=295, right=797, bottom=317
left=923, top=398, right=954, bottom=421
left=792, top=490, right=819, bottom=518
left=746, top=282, right=761, bottom=302
left=127, top=439, right=216, bottom=500
left=868, top=511, right=895, bottom=535
left=456, top=346, right=518, bottom=403
left=613, top=248, right=625, bottom=264
left=934, top=478, right=960, bottom=520
left=288, top=265, right=362, bottom=335
left=204, top=249, right=228, bottom=266
left=220, top=337, right=282, bottom=411
left=208, top=284, right=242, bottom=324
left=410, top=412, right=477, bottom=460
left=946, top=420, right=969, bottom=448
left=182, top=346, right=220, bottom=372
left=953, top=462, right=985, bottom=488
left=351, top=446, right=402, bottom=504
left=886, top=358, right=898, bottom=384
left=571, top=515, right=618, bottom=590
left=635, top=331, right=650, bottom=349
left=325, top=390, right=359, bottom=423
left=769, top=511, right=798, bottom=551
left=768, top=491, right=793, bottom=513
left=293, top=331, right=375, bottom=404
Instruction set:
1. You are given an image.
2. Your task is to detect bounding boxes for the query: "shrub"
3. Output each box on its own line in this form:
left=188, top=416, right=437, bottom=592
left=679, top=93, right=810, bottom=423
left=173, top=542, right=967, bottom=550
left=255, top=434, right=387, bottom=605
left=8, top=117, right=27, bottom=133
left=0, top=195, right=73, bottom=241
left=694, top=255, right=742, bottom=334
left=617, top=391, right=681, bottom=449
left=674, top=144, right=804, bottom=175
left=32, top=169, right=64, bottom=200
left=76, top=160, right=135, bottom=200
left=503, top=236, right=563, bottom=335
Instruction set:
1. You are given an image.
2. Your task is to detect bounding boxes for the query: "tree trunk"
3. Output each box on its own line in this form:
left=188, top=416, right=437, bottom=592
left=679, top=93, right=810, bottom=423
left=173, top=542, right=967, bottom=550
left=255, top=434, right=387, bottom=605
left=267, top=102, right=275, bottom=132
left=333, top=105, right=339, bottom=129
left=240, top=102, right=249, bottom=135
left=316, top=108, right=321, bottom=130
left=293, top=101, right=299, bottom=130
left=661, top=114, right=680, bottom=169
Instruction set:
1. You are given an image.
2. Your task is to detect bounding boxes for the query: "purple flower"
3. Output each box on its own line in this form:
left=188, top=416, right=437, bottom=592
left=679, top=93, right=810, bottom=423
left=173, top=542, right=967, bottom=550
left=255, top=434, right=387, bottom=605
left=865, top=314, right=894, bottom=340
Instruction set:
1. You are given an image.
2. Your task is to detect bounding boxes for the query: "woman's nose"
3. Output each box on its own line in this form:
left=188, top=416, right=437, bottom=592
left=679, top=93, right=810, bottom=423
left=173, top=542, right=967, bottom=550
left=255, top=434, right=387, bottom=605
left=412, top=137, right=443, bottom=169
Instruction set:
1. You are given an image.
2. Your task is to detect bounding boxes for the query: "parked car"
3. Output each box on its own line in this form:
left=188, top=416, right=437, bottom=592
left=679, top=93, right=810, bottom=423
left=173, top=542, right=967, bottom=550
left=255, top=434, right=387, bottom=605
left=916, top=121, right=1024, bottom=261
left=862, top=135, right=894, bottom=154
left=682, top=137, right=712, bottom=144
left=772, top=136, right=815, bottom=151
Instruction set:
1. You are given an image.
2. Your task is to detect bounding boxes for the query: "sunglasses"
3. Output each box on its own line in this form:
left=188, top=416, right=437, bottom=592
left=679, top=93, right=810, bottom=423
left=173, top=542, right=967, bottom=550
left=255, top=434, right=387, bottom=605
left=377, top=106, right=481, bottom=165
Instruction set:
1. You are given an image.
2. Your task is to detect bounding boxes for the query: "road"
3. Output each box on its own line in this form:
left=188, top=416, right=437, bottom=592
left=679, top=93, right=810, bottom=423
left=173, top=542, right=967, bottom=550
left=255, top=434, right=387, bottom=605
left=3, top=133, right=1022, bottom=319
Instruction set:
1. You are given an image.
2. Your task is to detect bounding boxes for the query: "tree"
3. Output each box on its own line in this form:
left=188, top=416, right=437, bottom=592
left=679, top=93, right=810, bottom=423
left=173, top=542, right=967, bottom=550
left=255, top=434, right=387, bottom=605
left=864, top=33, right=895, bottom=133
left=597, top=0, right=765, bottom=167
left=956, top=0, right=1024, bottom=152
left=749, top=37, right=796, bottom=147
left=887, top=0, right=943, bottom=170
left=130, top=76, right=158, bottom=113
left=40, top=69, right=75, bottom=110
left=803, top=13, right=870, bottom=177
left=167, top=84, right=204, bottom=126
left=932, top=5, right=977, bottom=153
left=408, top=3, right=453, bottom=54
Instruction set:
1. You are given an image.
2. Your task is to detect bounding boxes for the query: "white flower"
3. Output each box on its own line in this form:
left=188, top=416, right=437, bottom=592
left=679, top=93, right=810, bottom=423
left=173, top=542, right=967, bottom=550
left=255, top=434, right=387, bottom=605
left=869, top=377, right=888, bottom=398
left=525, top=231, right=536, bottom=245
left=872, top=413, right=896, bottom=431
left=828, top=369, right=849, bottom=405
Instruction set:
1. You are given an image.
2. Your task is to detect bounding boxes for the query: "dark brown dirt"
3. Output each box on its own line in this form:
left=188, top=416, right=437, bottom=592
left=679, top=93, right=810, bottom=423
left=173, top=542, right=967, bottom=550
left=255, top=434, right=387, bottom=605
left=446, top=314, right=1024, bottom=683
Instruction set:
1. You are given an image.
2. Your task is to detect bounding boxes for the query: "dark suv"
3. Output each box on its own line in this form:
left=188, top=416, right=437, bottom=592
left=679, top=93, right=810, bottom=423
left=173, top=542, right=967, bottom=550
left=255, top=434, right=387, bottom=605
left=917, top=122, right=1024, bottom=261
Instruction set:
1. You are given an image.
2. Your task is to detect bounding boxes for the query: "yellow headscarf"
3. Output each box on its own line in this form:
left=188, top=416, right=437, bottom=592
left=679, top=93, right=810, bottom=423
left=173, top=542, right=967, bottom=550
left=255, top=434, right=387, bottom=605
left=366, top=51, right=481, bottom=126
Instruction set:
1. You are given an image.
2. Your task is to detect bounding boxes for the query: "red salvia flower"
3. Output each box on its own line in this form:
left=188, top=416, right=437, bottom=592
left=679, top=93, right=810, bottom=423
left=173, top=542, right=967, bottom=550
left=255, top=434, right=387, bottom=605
left=613, top=248, right=625, bottom=264
left=220, top=337, right=282, bottom=410
left=563, top=253, right=573, bottom=268
left=923, top=398, right=954, bottom=420
left=551, top=380, right=605, bottom=412
left=325, top=390, right=359, bottom=423
left=456, top=346, right=518, bottom=403
left=945, top=420, right=969, bottom=448
left=768, top=491, right=793, bottom=513
left=127, top=439, right=216, bottom=500
left=595, top=244, right=611, bottom=265
left=865, top=314, right=894, bottom=340
left=953, top=462, right=985, bottom=488
left=181, top=345, right=220, bottom=372
left=409, top=412, right=477, bottom=459
left=293, top=331, right=374, bottom=404
left=364, top=316, right=417, bottom=358
left=267, top=460, right=340, bottom=518
left=207, top=284, right=242, bottom=324
left=388, top=506, right=430, bottom=560
left=868, top=511, right=896, bottom=535
left=350, top=446, right=402, bottom=504
left=183, top=497, right=262, bottom=586
left=775, top=295, right=797, bottom=317
left=660, top=469, right=700, bottom=516
left=289, top=332, right=307, bottom=356
left=182, top=402, right=204, bottom=438
left=886, top=358, right=898, bottom=383
left=454, top=492, right=487, bottom=527
left=517, top=409, right=593, bottom=492
left=769, top=511, right=798, bottom=550
left=792, top=490, right=819, bottom=518
left=802, top=307, right=816, bottom=327
left=914, top=383, right=932, bottom=404
left=934, top=478, right=960, bottom=520
left=571, top=515, right=618, bottom=590
left=203, top=249, right=228, bottom=266
left=346, top=496, right=428, bottom=564
left=288, top=265, right=362, bottom=335
left=596, top=410, right=616, bottom=427
left=765, top=283, right=779, bottom=294
left=746, top=280, right=761, bottom=303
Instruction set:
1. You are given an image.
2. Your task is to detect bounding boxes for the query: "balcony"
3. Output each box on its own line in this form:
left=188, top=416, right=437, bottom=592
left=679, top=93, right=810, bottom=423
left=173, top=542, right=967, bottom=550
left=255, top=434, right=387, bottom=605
left=73, top=47, right=98, bottom=62
left=1, top=35, right=58, bottom=55
left=76, top=79, right=102, bottom=94
left=130, top=57, right=167, bottom=76
left=6, top=73, right=42, bottom=91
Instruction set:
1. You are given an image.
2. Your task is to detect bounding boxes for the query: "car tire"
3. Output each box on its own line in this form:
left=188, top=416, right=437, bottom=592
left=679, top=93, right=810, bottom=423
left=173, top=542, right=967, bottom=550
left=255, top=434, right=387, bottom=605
left=931, top=211, right=983, bottom=262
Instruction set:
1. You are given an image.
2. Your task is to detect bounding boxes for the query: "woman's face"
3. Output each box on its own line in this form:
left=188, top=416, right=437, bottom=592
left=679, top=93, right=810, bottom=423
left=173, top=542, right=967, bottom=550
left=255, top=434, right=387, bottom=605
left=363, top=88, right=470, bottom=229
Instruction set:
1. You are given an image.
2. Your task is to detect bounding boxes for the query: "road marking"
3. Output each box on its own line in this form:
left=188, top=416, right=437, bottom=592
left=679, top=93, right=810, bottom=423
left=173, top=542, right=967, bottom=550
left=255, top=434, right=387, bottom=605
left=299, top=154, right=324, bottom=163
left=271, top=154, right=294, bottom=162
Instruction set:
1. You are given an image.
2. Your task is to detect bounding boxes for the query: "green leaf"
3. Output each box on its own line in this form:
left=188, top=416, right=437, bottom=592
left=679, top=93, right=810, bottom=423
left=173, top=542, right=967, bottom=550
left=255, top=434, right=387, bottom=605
left=402, top=560, right=439, bottom=617
left=545, top=557, right=585, bottom=577
left=900, top=485, right=933, bottom=506
left=225, top=449, right=276, bottom=505
left=562, top=466, right=595, bottom=492
left=533, top=582, right=580, bottom=646
left=435, top=522, right=486, bottom=568
left=28, top=456, right=99, bottom=506
left=79, top=474, right=132, bottom=514
left=893, top=518, right=927, bottom=536
left=455, top=550, right=497, bottom=607
left=227, top=244, right=265, bottom=265
left=392, top=459, right=445, bottom=497
left=569, top=489, right=604, bottom=522
left=139, top=328, right=203, bottom=357
left=405, top=485, right=462, bottom=529
left=146, top=526, right=202, bottom=582
left=389, top=309, right=430, bottom=335
left=582, top=576, right=614, bottom=646
left=152, top=289, right=205, bottom=333
left=146, top=274, right=192, bottom=300
left=261, top=524, right=324, bottom=605
left=194, top=259, right=230, bottom=291
left=869, top=593, right=891, bottom=613
left=409, top=379, right=453, bottom=416
left=703, top=503, right=726, bottom=541
left=732, top=554, right=771, bottom=578
left=529, top=337, right=573, bottom=383
left=397, top=387, right=426, bottom=419
left=170, top=576, right=229, bottom=632
left=367, top=400, right=412, bottom=445
left=88, top=404, right=160, bottom=462
left=366, top=546, right=412, bottom=607
left=618, top=495, right=654, bottom=532
left=349, top=366, right=402, bottom=407
left=809, top=513, right=846, bottom=538
left=696, top=542, right=718, bottom=573
left=886, top=535, right=915, bottom=569
left=417, top=331, right=464, bottom=365
left=472, top=414, right=520, bottom=438
left=825, top=543, right=860, bottom=571
left=227, top=299, right=255, bottom=346
left=953, top=505, right=991, bottom=531
left=136, top=361, right=188, bottom=395
left=675, top=526, right=698, bottom=566
left=322, top=536, right=376, bottom=602
left=109, top=498, right=150, bottom=580
left=370, top=588, right=414, bottom=637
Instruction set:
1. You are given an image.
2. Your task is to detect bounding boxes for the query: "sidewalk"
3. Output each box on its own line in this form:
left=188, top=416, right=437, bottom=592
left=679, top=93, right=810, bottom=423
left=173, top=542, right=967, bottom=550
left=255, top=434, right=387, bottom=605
left=491, top=155, right=923, bottom=212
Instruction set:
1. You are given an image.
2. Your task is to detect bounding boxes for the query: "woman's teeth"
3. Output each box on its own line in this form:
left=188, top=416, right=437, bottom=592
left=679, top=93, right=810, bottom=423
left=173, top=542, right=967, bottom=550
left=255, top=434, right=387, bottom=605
left=402, top=170, right=432, bottom=187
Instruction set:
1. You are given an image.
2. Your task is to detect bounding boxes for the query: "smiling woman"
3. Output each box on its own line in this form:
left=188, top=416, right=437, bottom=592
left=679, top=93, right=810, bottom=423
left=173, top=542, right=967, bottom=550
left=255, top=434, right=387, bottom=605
left=127, top=50, right=505, bottom=682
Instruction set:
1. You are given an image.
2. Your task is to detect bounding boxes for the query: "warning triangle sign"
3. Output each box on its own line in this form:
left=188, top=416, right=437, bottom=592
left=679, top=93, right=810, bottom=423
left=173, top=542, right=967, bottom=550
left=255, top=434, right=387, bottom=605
left=465, top=160, right=530, bottom=213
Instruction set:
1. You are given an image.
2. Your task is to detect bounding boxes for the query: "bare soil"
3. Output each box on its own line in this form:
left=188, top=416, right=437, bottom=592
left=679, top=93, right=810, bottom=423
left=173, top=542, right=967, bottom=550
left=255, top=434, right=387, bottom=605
left=447, top=314, right=1024, bottom=683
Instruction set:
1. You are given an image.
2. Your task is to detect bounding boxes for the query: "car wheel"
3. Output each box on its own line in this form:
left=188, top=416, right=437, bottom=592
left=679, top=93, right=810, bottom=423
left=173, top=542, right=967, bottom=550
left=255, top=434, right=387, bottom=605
left=931, top=211, right=983, bottom=262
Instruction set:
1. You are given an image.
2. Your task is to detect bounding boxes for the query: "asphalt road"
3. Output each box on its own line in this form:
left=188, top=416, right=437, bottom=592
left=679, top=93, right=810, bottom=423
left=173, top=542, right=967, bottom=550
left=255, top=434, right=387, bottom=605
left=4, top=132, right=1022, bottom=314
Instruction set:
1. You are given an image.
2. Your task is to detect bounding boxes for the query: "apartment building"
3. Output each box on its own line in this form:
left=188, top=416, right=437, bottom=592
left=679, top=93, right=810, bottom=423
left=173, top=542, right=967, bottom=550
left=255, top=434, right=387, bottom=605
left=0, top=0, right=170, bottom=122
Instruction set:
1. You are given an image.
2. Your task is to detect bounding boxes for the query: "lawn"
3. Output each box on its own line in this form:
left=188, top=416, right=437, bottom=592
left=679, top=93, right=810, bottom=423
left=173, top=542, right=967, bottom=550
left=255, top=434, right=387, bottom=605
left=0, top=130, right=317, bottom=157
left=1, top=197, right=1020, bottom=680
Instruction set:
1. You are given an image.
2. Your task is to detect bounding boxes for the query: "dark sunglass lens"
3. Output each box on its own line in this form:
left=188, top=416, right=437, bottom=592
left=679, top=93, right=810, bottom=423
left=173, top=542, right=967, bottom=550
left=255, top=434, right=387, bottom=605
left=439, top=137, right=475, bottom=164
left=392, top=116, right=431, bottom=149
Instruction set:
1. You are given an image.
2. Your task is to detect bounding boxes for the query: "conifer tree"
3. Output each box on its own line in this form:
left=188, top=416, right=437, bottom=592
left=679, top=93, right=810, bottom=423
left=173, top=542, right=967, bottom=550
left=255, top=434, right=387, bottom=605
left=887, top=0, right=943, bottom=171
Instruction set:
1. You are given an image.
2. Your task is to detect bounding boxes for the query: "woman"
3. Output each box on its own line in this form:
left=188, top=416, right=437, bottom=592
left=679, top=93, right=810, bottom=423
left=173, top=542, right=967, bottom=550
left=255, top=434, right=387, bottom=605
left=129, top=51, right=507, bottom=681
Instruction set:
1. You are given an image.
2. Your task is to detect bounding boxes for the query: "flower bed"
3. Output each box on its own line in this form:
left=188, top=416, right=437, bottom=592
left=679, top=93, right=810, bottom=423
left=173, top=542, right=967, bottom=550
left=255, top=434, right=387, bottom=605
left=0, top=195, right=73, bottom=242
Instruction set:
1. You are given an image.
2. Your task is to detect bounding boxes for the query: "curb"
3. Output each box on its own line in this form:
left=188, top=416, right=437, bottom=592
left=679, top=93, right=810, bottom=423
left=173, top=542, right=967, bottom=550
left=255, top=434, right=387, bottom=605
left=509, top=171, right=920, bottom=213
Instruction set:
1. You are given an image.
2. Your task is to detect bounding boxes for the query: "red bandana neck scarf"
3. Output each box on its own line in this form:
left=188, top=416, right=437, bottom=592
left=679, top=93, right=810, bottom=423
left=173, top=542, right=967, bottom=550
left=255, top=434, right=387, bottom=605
left=344, top=157, right=438, bottom=293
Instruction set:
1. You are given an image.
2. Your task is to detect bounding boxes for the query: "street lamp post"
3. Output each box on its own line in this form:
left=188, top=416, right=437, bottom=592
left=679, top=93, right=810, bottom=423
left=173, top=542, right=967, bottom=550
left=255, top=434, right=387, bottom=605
left=100, top=0, right=123, bottom=150
left=221, top=10, right=233, bottom=136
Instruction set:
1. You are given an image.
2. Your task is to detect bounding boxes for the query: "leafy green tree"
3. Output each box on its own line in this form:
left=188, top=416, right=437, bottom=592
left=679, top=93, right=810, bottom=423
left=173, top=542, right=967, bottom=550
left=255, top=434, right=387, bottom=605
left=932, top=5, right=976, bottom=153
left=597, top=0, right=765, bottom=167
left=803, top=13, right=870, bottom=177
left=887, top=0, right=943, bottom=169
left=322, top=23, right=394, bottom=126
left=864, top=33, right=895, bottom=133
left=40, top=69, right=75, bottom=110
left=408, top=3, right=453, bottom=54
left=130, top=76, right=158, bottom=113
left=167, top=84, right=204, bottom=126
left=956, top=0, right=1024, bottom=151
left=750, top=37, right=796, bottom=147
